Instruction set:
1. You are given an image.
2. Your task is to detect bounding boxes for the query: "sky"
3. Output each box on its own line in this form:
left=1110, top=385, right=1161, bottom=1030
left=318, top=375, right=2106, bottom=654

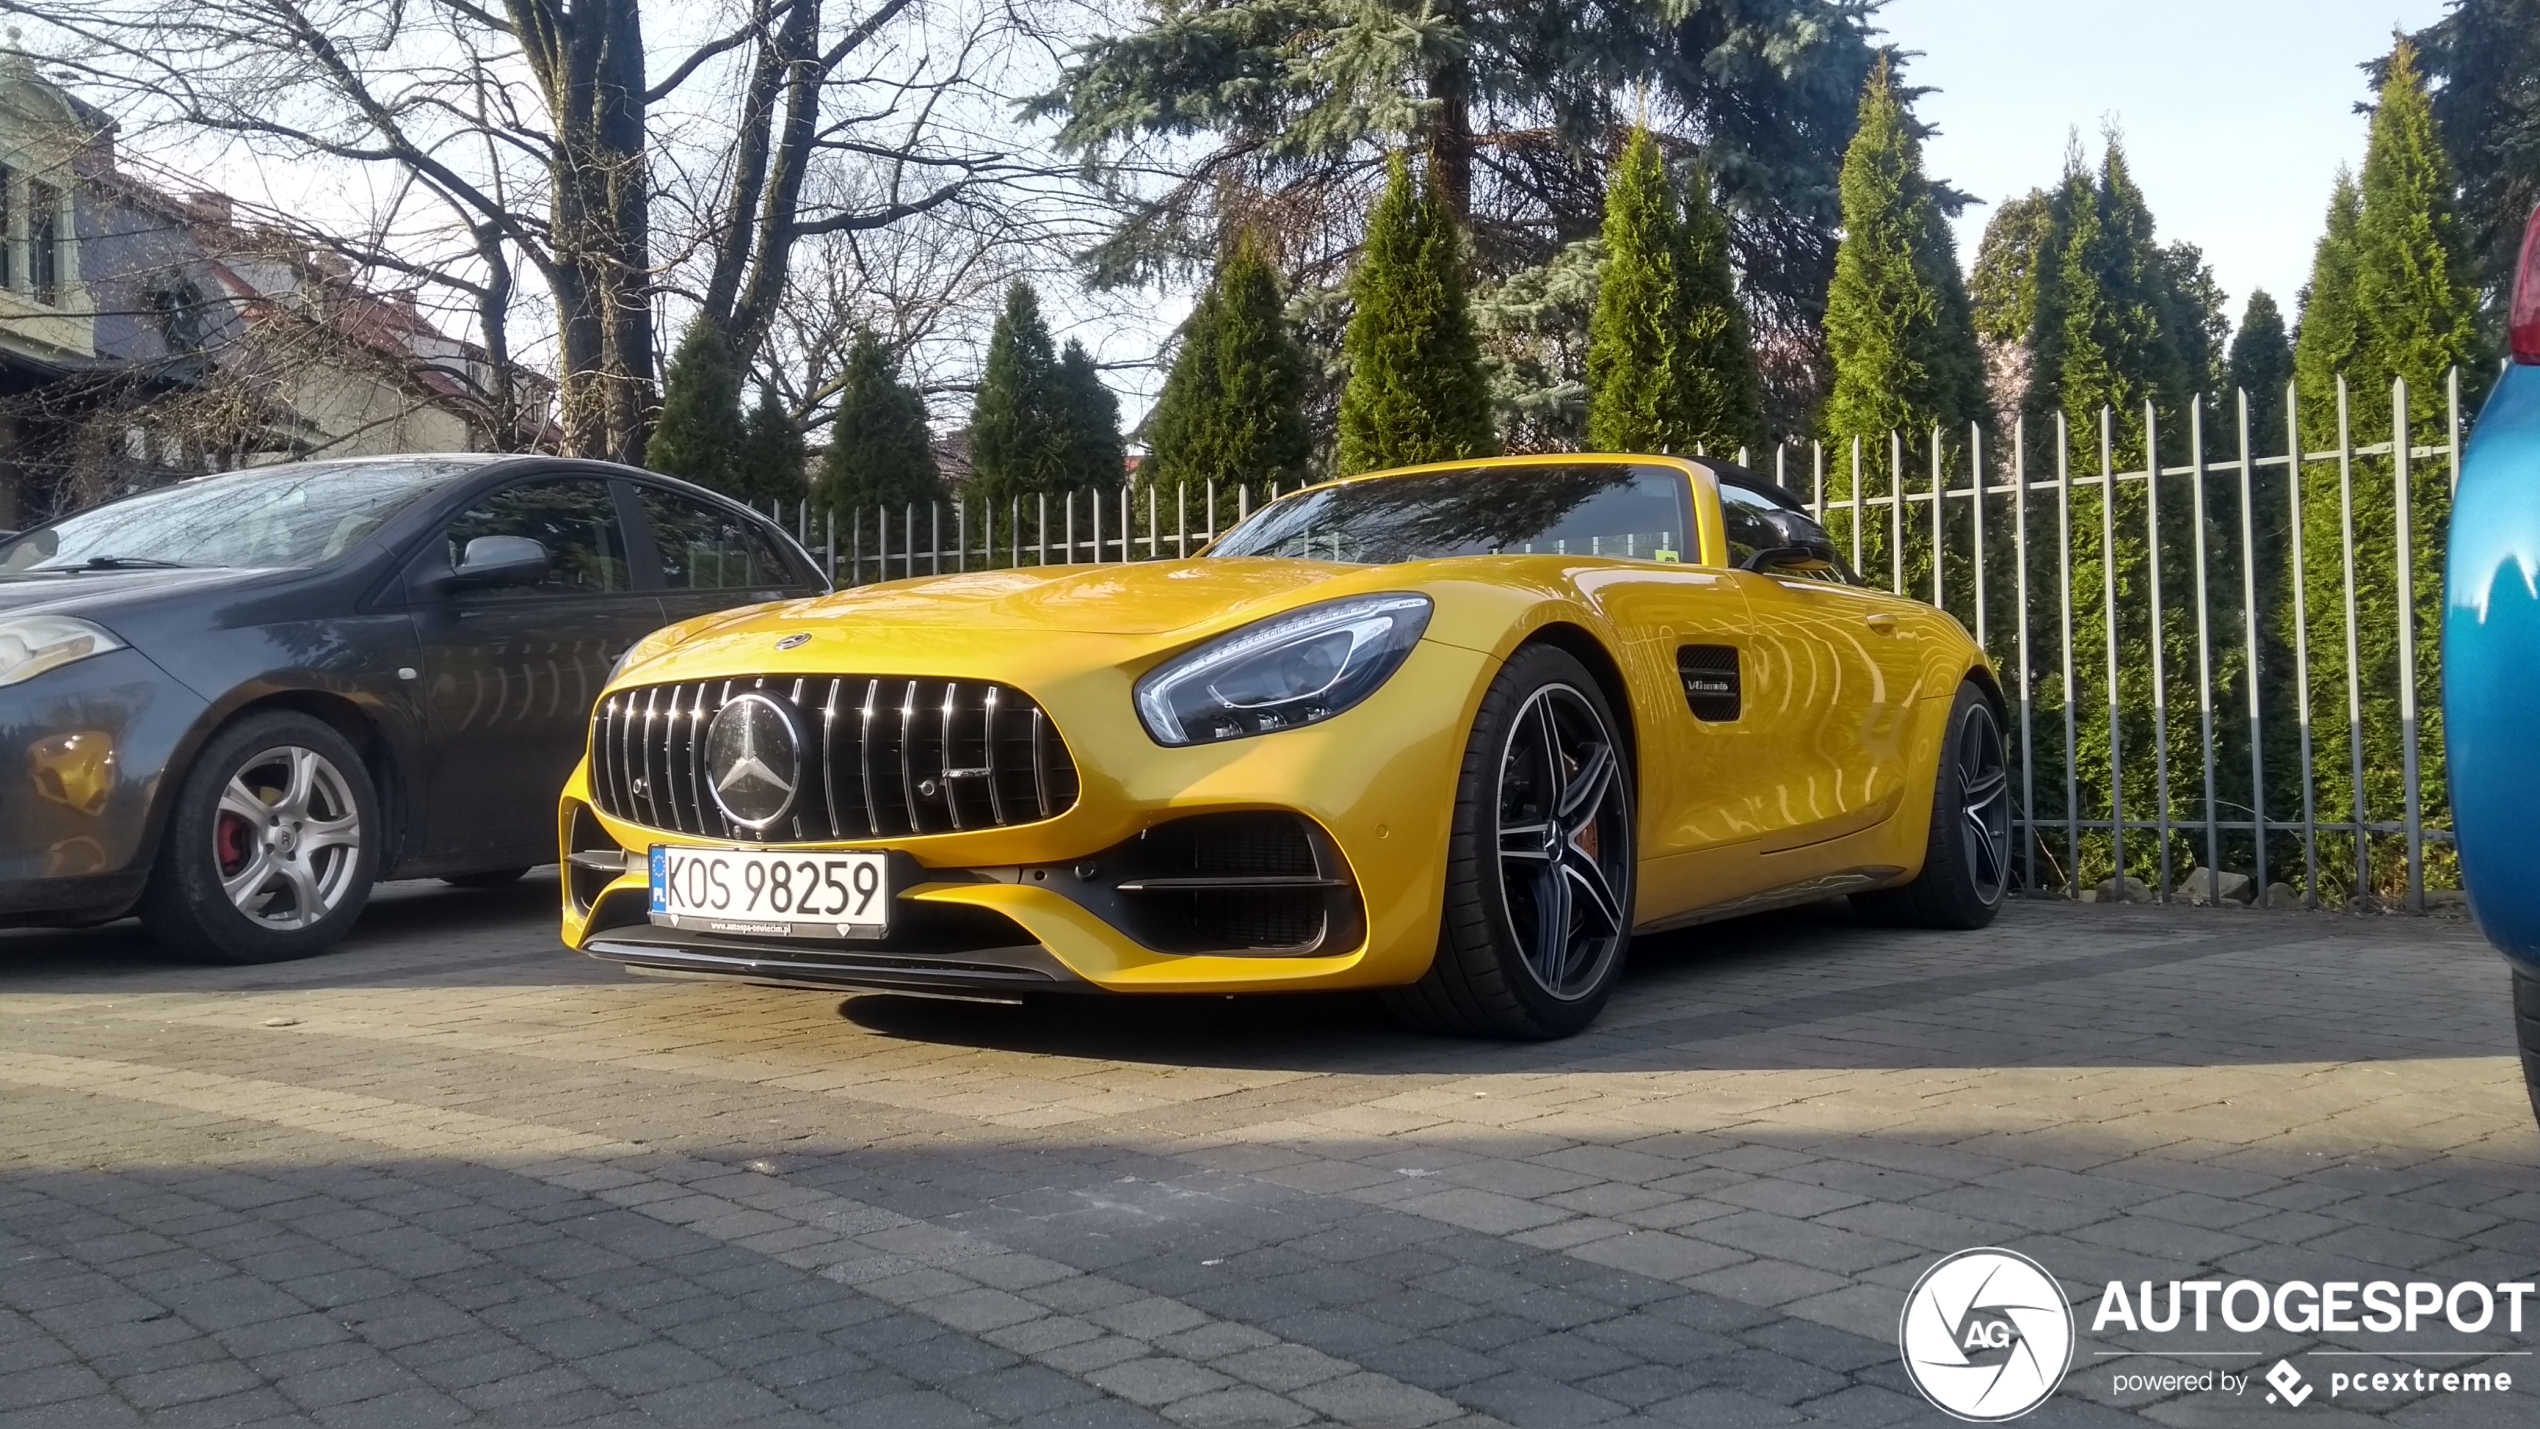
left=1883, top=0, right=2453, bottom=330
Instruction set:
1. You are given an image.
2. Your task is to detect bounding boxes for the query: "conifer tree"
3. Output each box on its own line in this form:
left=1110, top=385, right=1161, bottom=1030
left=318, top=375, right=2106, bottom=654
left=2286, top=42, right=2481, bottom=900
left=818, top=330, right=942, bottom=519
left=730, top=386, right=808, bottom=510
left=647, top=318, right=745, bottom=492
left=969, top=282, right=1065, bottom=503
left=1052, top=340, right=1125, bottom=490
left=1146, top=237, right=1310, bottom=493
left=1820, top=61, right=1984, bottom=588
left=2396, top=0, right=2540, bottom=315
left=2227, top=290, right=2292, bottom=447
left=1970, top=188, right=2061, bottom=425
left=1585, top=127, right=1690, bottom=454
left=1823, top=61, right=1983, bottom=450
left=1678, top=172, right=1768, bottom=456
left=1336, top=154, right=1496, bottom=475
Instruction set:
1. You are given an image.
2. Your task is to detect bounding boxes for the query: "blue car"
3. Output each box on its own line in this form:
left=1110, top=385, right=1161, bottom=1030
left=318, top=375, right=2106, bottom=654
left=2446, top=205, right=2540, bottom=1120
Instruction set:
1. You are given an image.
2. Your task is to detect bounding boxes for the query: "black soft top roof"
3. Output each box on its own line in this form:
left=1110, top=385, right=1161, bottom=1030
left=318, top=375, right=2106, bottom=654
left=1692, top=457, right=1806, bottom=512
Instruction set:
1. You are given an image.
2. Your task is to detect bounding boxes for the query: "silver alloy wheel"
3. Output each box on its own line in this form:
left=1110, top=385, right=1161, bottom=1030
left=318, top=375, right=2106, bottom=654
left=1959, top=703, right=2012, bottom=904
left=1495, top=683, right=1631, bottom=1000
left=212, top=745, right=364, bottom=930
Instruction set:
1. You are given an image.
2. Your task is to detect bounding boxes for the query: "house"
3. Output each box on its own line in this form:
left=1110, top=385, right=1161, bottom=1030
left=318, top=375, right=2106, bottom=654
left=0, top=57, right=548, bottom=528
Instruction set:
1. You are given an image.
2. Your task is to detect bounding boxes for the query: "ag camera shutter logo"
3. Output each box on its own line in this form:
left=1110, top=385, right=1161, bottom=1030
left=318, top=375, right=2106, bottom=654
left=1900, top=1248, right=2075, bottom=1421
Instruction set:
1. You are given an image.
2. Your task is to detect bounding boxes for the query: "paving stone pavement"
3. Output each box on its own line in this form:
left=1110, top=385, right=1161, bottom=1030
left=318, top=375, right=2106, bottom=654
left=1, top=877, right=2534, bottom=1429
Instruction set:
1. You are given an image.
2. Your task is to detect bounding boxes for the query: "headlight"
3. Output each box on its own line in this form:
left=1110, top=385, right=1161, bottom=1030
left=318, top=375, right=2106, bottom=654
left=0, top=615, right=124, bottom=687
left=1135, top=594, right=1431, bottom=746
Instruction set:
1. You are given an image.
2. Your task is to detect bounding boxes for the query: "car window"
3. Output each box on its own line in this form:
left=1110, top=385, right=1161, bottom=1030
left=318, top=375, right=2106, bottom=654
left=0, top=459, right=475, bottom=575
left=1716, top=484, right=1788, bottom=567
left=639, top=488, right=795, bottom=590
left=1210, top=464, right=1692, bottom=565
left=440, top=479, right=630, bottom=598
left=1717, top=482, right=1854, bottom=585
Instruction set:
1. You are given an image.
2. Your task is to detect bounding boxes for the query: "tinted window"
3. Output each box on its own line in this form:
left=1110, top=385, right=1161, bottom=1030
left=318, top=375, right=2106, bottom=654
left=1210, top=464, right=1692, bottom=565
left=1718, top=483, right=1853, bottom=584
left=0, top=460, right=473, bottom=575
left=1717, top=484, right=1788, bottom=566
left=639, top=488, right=795, bottom=590
left=441, top=479, right=630, bottom=598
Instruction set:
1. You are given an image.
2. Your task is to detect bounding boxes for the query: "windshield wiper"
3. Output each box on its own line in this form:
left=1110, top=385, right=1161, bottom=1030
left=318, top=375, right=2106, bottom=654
left=28, top=555, right=193, bottom=572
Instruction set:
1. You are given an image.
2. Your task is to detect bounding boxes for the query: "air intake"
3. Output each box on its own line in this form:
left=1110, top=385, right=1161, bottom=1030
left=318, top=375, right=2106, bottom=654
left=1677, top=645, right=1741, bottom=722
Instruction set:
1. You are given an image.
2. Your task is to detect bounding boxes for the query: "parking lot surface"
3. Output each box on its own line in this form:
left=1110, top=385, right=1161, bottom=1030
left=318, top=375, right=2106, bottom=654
left=1, top=880, right=2532, bottom=1429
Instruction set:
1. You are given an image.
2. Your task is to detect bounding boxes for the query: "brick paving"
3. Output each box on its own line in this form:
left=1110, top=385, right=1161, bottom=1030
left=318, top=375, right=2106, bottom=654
left=1, top=879, right=2533, bottom=1428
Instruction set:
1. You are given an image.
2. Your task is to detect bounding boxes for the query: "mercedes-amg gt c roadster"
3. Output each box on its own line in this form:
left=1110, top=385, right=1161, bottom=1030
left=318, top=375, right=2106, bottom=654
left=557, top=455, right=2009, bottom=1038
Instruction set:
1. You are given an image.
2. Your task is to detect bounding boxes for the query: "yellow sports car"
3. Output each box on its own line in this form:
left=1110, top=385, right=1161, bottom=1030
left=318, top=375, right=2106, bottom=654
left=558, top=455, right=2008, bottom=1038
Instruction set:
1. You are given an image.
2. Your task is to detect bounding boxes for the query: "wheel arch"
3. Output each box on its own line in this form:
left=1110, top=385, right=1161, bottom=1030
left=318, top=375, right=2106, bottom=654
left=147, top=689, right=411, bottom=879
left=1513, top=622, right=1639, bottom=781
left=1961, top=663, right=2008, bottom=724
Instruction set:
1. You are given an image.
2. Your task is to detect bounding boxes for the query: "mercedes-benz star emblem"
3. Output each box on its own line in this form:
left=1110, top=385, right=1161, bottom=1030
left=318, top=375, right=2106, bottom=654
left=776, top=633, right=811, bottom=651
left=704, top=693, right=802, bottom=830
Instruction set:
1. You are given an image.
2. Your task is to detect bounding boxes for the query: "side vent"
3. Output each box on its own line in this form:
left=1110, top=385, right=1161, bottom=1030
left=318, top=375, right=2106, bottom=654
left=1678, top=645, right=1741, bottom=722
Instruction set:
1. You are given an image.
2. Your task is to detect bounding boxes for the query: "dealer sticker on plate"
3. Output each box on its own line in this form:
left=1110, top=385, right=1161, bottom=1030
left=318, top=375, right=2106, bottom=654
left=649, top=845, right=890, bottom=939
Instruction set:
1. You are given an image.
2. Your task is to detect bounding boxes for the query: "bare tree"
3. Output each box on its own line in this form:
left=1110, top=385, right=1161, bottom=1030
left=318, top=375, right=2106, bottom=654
left=10, top=0, right=1069, bottom=462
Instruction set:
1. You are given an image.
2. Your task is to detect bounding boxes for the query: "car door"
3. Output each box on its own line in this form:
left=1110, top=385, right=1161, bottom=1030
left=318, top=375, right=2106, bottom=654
left=1715, top=481, right=1913, bottom=851
left=409, top=475, right=665, bottom=864
left=635, top=484, right=822, bottom=629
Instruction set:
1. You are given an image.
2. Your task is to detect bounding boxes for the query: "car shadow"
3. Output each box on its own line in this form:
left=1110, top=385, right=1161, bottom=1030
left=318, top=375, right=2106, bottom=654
left=0, top=871, right=568, bottom=986
left=835, top=896, right=2504, bottom=1075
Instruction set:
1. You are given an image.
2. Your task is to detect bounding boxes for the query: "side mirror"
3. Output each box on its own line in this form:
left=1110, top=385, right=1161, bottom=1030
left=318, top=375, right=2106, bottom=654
left=1740, top=543, right=1839, bottom=574
left=443, top=535, right=549, bottom=591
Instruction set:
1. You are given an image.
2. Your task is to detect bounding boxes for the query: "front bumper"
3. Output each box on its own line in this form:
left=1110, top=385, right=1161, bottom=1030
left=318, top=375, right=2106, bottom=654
left=558, top=638, right=1495, bottom=996
left=0, top=648, right=204, bottom=924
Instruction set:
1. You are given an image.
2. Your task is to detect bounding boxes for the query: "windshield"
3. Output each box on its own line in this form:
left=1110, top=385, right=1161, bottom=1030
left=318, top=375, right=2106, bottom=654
left=1208, top=464, right=1694, bottom=565
left=0, top=460, right=479, bottom=575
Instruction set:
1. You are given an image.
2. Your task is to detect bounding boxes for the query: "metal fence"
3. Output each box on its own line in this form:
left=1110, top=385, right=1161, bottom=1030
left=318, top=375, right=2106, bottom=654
left=763, top=370, right=2465, bottom=911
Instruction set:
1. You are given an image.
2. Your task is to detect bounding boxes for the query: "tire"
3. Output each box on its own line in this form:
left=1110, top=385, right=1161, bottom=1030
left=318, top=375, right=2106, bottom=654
left=1852, top=681, right=2011, bottom=930
left=1383, top=645, right=1637, bottom=1040
left=443, top=867, right=531, bottom=889
left=140, top=712, right=380, bottom=964
left=2515, top=968, right=2540, bottom=1132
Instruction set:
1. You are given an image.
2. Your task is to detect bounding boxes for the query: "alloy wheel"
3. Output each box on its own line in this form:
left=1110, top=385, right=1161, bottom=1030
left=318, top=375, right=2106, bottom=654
left=1494, top=684, right=1632, bottom=1000
left=1959, top=703, right=2012, bottom=904
left=212, top=745, right=364, bottom=930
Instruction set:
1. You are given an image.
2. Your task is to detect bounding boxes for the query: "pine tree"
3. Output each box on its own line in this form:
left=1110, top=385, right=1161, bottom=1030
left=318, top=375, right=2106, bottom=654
left=1146, top=236, right=1311, bottom=493
left=730, top=386, right=808, bottom=510
left=1970, top=187, right=2061, bottom=426
left=2045, top=140, right=2190, bottom=460
left=647, top=318, right=744, bottom=492
left=969, top=282, right=1065, bottom=504
left=1052, top=340, right=1125, bottom=490
left=1823, top=61, right=1984, bottom=449
left=2292, top=172, right=2367, bottom=449
left=1678, top=172, right=1767, bottom=456
left=2285, top=41, right=2481, bottom=901
left=2398, top=0, right=2540, bottom=319
left=1037, top=0, right=1886, bottom=423
left=1336, top=153, right=1496, bottom=475
left=1585, top=127, right=1692, bottom=454
left=1820, top=60, right=1984, bottom=589
left=2227, top=290, right=2293, bottom=441
left=818, top=330, right=942, bottom=520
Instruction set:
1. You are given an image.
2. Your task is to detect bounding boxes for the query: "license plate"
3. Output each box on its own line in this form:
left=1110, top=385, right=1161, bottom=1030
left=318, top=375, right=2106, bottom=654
left=648, top=846, right=890, bottom=938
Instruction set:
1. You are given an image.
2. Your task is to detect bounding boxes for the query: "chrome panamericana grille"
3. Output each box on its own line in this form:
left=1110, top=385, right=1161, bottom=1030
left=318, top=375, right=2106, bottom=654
left=589, top=678, right=1081, bottom=842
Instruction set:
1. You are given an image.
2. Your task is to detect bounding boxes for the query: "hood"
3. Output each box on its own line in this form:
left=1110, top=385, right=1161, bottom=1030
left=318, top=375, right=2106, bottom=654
left=777, top=559, right=1362, bottom=637
left=0, top=565, right=290, bottom=624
